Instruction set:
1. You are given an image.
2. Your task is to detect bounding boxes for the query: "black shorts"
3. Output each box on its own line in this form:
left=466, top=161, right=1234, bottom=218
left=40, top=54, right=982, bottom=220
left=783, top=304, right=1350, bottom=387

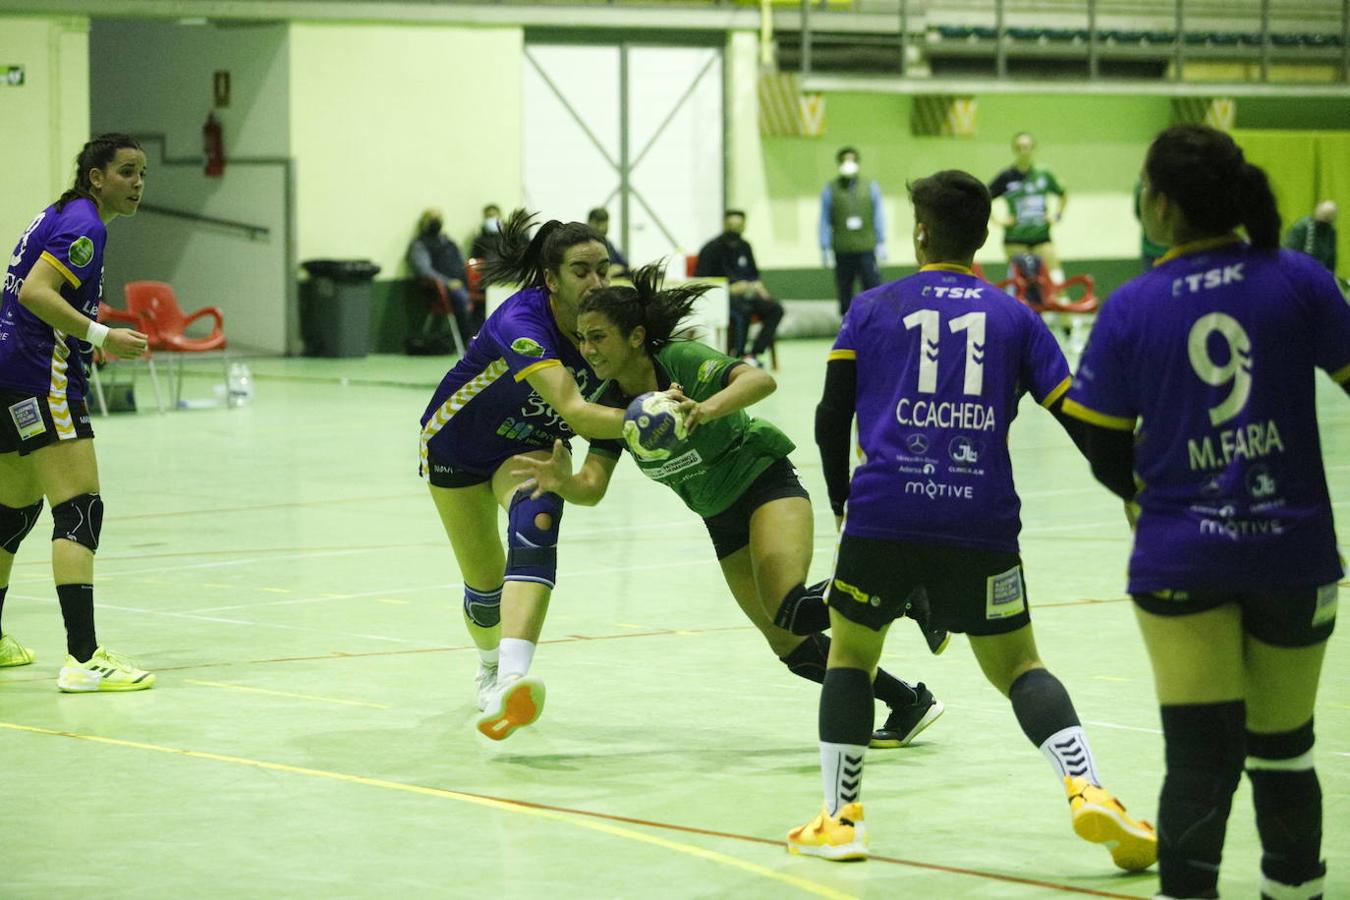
left=701, top=457, right=810, bottom=559
left=828, top=533, right=1031, bottom=636
left=1004, top=227, right=1053, bottom=248
left=1133, top=584, right=1338, bottom=648
left=0, top=389, right=94, bottom=455
left=421, top=458, right=492, bottom=489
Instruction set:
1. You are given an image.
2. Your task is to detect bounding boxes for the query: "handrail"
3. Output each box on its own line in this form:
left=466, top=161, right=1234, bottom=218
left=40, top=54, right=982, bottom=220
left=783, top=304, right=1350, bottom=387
left=138, top=203, right=270, bottom=240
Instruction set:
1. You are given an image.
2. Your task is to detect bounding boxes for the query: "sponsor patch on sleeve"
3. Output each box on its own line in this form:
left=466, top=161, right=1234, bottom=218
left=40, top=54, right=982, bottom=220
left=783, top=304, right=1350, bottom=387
left=985, top=566, right=1026, bottom=620
left=68, top=236, right=94, bottom=268
left=510, top=337, right=545, bottom=358
left=8, top=396, right=46, bottom=441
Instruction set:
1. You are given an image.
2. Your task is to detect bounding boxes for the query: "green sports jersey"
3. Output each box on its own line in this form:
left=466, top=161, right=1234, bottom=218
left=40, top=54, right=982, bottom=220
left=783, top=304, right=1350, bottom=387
left=594, top=340, right=796, bottom=518
left=989, top=165, right=1064, bottom=244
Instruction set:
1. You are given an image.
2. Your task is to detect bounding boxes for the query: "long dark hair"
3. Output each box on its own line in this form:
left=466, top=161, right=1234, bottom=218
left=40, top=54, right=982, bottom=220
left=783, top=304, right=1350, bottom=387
left=55, top=133, right=143, bottom=213
left=579, top=262, right=709, bottom=356
left=480, top=208, right=604, bottom=288
left=1144, top=125, right=1281, bottom=250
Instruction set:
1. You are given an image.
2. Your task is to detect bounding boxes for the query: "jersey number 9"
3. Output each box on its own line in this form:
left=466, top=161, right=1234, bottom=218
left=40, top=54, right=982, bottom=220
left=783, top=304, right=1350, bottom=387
left=1187, top=313, right=1252, bottom=427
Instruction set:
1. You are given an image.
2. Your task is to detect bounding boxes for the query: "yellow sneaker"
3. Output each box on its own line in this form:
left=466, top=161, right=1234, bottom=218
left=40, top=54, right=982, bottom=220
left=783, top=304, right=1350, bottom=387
left=1065, top=775, right=1157, bottom=871
left=475, top=675, right=544, bottom=741
left=57, top=647, right=155, bottom=692
left=786, top=803, right=868, bottom=861
left=0, top=633, right=36, bottom=667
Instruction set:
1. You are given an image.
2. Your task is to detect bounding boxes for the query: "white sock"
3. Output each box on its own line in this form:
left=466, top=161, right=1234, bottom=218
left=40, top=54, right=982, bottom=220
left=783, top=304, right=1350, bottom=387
left=1040, top=725, right=1100, bottom=785
left=820, top=741, right=867, bottom=816
left=1050, top=267, right=1065, bottom=285
left=498, top=638, right=535, bottom=680
left=477, top=647, right=499, bottom=667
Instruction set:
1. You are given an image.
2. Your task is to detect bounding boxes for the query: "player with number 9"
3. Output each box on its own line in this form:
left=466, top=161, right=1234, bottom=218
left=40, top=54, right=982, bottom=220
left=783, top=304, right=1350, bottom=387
left=1065, top=125, right=1350, bottom=900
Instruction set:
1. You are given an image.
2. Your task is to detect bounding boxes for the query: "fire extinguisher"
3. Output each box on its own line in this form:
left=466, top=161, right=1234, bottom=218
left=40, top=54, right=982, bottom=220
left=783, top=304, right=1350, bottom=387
left=203, top=112, right=225, bottom=177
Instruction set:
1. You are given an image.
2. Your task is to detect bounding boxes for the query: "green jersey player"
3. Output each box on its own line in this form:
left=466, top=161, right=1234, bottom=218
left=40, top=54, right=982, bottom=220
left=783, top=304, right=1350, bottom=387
left=511, top=265, right=944, bottom=748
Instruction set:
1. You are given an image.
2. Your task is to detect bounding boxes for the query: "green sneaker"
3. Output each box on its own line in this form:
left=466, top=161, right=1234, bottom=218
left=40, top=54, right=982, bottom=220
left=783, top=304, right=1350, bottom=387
left=0, top=633, right=37, bottom=667
left=57, top=647, right=155, bottom=692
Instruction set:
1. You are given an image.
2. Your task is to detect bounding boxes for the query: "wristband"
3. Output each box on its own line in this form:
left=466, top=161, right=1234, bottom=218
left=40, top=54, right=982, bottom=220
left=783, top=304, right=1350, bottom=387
left=85, top=320, right=110, bottom=348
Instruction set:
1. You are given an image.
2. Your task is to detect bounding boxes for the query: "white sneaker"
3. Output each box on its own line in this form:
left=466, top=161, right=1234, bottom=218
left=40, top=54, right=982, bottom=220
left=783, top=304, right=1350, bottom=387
left=475, top=674, right=545, bottom=741
left=57, top=647, right=155, bottom=692
left=475, top=661, right=498, bottom=711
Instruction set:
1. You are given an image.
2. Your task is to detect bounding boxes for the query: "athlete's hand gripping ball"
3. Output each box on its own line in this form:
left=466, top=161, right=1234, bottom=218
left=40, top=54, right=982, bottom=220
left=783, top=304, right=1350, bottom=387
left=622, top=391, right=689, bottom=461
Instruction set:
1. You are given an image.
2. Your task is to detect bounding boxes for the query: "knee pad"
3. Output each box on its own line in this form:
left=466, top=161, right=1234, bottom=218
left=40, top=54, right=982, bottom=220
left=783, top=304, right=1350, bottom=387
left=464, top=584, right=503, bottom=628
left=505, top=490, right=563, bottom=588
left=51, top=493, right=103, bottom=553
left=774, top=581, right=831, bottom=635
left=0, top=499, right=44, bottom=554
left=1247, top=721, right=1324, bottom=890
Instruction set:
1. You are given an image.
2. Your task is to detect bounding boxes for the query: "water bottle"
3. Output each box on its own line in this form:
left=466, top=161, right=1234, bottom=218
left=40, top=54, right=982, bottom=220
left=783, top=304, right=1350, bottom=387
left=226, top=362, right=253, bottom=407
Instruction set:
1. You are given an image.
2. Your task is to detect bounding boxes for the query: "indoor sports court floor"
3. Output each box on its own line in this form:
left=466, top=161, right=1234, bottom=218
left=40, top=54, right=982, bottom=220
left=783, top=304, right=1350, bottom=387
left=4, top=339, right=1347, bottom=898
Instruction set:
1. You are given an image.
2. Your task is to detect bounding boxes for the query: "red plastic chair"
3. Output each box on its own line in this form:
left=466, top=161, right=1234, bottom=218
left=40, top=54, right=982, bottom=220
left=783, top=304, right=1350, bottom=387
left=415, top=277, right=466, bottom=356
left=995, top=267, right=1099, bottom=353
left=122, top=281, right=229, bottom=407
left=88, top=301, right=164, bottom=415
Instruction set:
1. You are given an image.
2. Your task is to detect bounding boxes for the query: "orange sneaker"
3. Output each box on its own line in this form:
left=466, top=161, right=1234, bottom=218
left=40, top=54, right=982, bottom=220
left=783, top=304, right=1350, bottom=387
left=1065, top=775, right=1157, bottom=871
left=786, top=803, right=868, bottom=861
left=475, top=675, right=545, bottom=741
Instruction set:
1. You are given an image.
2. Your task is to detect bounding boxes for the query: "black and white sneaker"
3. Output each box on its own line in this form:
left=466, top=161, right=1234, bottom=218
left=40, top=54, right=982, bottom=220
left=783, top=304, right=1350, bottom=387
left=870, top=683, right=945, bottom=749
left=905, top=587, right=952, bottom=656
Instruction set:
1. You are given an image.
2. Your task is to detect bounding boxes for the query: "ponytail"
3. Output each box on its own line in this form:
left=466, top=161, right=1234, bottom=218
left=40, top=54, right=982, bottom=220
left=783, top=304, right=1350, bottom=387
left=1237, top=163, right=1281, bottom=250
left=479, top=208, right=604, bottom=289
left=579, top=261, right=709, bottom=355
left=1144, top=125, right=1281, bottom=249
left=56, top=133, right=142, bottom=212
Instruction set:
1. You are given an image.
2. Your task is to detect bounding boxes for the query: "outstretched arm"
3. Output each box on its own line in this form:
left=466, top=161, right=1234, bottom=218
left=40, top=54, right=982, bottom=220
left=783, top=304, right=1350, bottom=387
left=525, top=364, right=625, bottom=439
left=510, top=440, right=619, bottom=506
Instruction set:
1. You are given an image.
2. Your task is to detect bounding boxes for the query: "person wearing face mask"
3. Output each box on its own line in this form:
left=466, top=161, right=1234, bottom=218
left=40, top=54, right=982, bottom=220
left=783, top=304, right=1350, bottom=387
left=409, top=208, right=473, bottom=342
left=694, top=209, right=784, bottom=366
left=819, top=146, right=886, bottom=317
left=470, top=204, right=503, bottom=261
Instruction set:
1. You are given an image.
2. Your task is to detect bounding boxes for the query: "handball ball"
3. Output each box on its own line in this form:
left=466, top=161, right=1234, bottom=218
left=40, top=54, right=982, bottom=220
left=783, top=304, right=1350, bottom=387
left=622, top=392, right=688, bottom=461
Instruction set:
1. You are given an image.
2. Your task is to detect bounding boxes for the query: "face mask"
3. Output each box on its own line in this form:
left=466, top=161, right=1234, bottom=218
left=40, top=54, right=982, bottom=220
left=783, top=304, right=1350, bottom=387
left=426, top=218, right=443, bottom=235
left=839, top=160, right=860, bottom=178
left=484, top=217, right=500, bottom=233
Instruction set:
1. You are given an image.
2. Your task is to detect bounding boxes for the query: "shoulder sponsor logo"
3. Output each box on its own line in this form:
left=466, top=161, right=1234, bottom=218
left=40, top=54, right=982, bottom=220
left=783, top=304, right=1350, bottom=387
left=697, top=359, right=721, bottom=383
left=510, top=337, right=545, bottom=358
left=68, top=235, right=94, bottom=268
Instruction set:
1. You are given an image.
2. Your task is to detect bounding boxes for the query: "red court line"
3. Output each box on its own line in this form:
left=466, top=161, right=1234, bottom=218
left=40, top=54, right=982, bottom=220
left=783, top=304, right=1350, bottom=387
left=405, top=785, right=1150, bottom=899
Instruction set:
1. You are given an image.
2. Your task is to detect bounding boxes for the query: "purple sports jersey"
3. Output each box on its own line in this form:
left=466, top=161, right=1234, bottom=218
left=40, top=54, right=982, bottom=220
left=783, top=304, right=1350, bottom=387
left=833, top=264, right=1071, bottom=551
left=419, top=286, right=602, bottom=477
left=0, top=198, right=106, bottom=401
left=1066, top=240, right=1350, bottom=593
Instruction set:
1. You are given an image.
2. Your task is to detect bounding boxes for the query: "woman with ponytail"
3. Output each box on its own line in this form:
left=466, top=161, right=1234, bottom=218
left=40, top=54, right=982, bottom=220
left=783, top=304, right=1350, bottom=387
left=420, top=209, right=645, bottom=740
left=0, top=133, right=154, bottom=690
left=1065, top=125, right=1350, bottom=899
left=511, top=263, right=944, bottom=749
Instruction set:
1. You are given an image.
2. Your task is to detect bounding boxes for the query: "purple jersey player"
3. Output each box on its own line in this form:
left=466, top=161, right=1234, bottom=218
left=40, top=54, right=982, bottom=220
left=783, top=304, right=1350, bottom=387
left=787, top=170, right=1156, bottom=871
left=419, top=210, right=631, bottom=742
left=0, top=134, right=154, bottom=691
left=1066, top=125, right=1348, bottom=900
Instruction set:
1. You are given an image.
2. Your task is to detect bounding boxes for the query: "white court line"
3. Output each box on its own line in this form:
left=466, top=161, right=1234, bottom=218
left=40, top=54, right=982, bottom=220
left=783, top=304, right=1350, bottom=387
left=1085, top=719, right=1162, bottom=735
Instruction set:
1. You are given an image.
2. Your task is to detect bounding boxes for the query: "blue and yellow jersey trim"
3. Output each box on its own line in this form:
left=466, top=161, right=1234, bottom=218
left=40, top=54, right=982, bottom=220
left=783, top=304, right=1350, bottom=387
left=39, top=251, right=82, bottom=288
left=1038, top=376, right=1072, bottom=408
left=514, top=359, right=562, bottom=382
left=1331, top=361, right=1350, bottom=384
left=1061, top=397, right=1135, bottom=431
left=1156, top=234, right=1242, bottom=266
left=919, top=263, right=974, bottom=275
left=418, top=358, right=511, bottom=478
left=827, top=349, right=857, bottom=362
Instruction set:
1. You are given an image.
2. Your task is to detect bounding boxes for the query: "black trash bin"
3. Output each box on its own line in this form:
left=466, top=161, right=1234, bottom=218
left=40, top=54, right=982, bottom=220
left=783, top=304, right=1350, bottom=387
left=300, top=259, right=381, bottom=358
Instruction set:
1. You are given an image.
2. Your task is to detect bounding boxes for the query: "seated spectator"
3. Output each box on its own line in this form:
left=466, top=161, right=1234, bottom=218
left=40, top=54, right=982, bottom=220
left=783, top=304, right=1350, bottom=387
left=587, top=207, right=628, bottom=277
left=409, top=208, right=473, bottom=340
left=469, top=203, right=502, bottom=261
left=695, top=209, right=784, bottom=367
left=1283, top=200, right=1338, bottom=274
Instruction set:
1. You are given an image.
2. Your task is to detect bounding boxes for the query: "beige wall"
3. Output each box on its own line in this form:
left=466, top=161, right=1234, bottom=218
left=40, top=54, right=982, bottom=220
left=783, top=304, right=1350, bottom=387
left=0, top=16, right=89, bottom=239
left=289, top=22, right=525, bottom=277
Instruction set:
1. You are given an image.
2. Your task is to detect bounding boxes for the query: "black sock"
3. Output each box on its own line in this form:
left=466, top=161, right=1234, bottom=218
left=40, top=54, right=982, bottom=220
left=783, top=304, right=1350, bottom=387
left=1009, top=667, right=1080, bottom=744
left=780, top=632, right=920, bottom=708
left=0, top=584, right=7, bottom=636
left=819, top=666, right=875, bottom=746
left=1247, top=722, right=1326, bottom=891
left=56, top=583, right=97, bottom=662
left=1157, top=702, right=1246, bottom=900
